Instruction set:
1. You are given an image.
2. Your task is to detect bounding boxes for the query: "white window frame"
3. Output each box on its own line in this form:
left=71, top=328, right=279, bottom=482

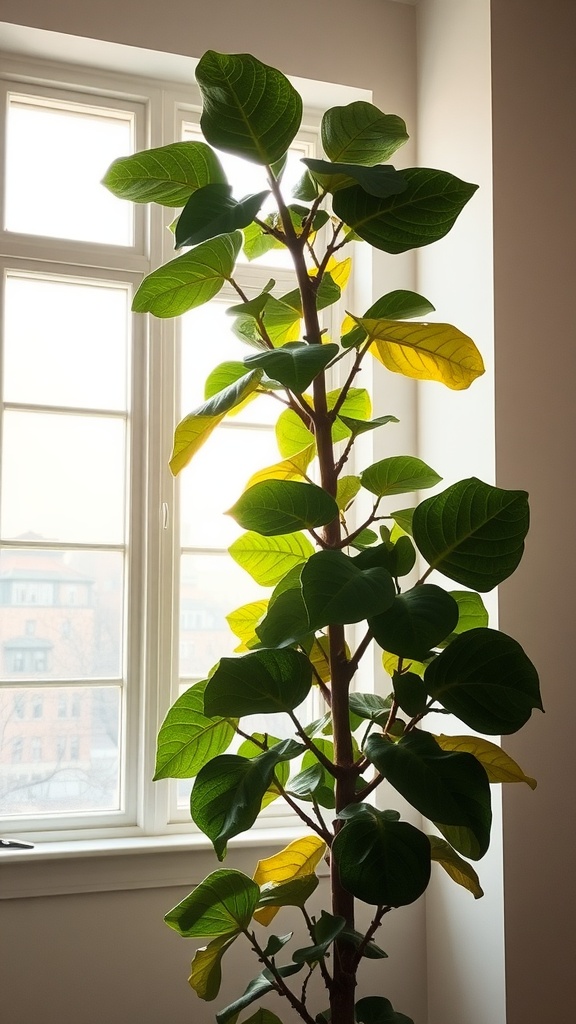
left=0, top=50, right=383, bottom=855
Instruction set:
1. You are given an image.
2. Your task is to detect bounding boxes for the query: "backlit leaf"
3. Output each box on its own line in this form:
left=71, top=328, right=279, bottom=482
left=360, top=456, right=441, bottom=497
left=246, top=446, right=315, bottom=489
left=357, top=317, right=485, bottom=391
left=102, top=140, right=227, bottom=206
left=154, top=680, right=236, bottom=780
left=275, top=409, right=315, bottom=458
left=226, top=601, right=269, bottom=646
left=254, top=835, right=326, bottom=925
left=337, top=475, right=362, bottom=510
left=341, top=290, right=436, bottom=348
left=189, top=933, right=237, bottom=1001
left=428, top=835, right=484, bottom=899
left=133, top=231, right=241, bottom=318
left=229, top=530, right=314, bottom=586
left=165, top=869, right=259, bottom=937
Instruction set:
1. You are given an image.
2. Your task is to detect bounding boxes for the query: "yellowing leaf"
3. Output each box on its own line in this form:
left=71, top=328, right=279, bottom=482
left=253, top=835, right=326, bottom=926
left=435, top=734, right=537, bottom=789
left=310, top=256, right=352, bottom=292
left=429, top=836, right=484, bottom=899
left=226, top=601, right=269, bottom=650
left=356, top=317, right=485, bottom=391
left=189, top=934, right=237, bottom=1001
left=382, top=650, right=426, bottom=679
left=309, top=635, right=331, bottom=683
left=246, top=445, right=315, bottom=488
left=341, top=313, right=355, bottom=338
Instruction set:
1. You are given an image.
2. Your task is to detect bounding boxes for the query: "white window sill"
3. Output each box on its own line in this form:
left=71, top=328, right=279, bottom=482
left=0, top=826, right=328, bottom=900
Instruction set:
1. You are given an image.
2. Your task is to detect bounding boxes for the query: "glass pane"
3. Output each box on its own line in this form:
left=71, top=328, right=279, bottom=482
left=181, top=302, right=279, bottom=426
left=0, top=548, right=124, bottom=680
left=1, top=411, right=126, bottom=544
left=5, top=96, right=133, bottom=245
left=3, top=275, right=129, bottom=410
left=0, top=684, right=121, bottom=814
left=179, top=552, right=267, bottom=678
left=179, top=426, right=279, bottom=548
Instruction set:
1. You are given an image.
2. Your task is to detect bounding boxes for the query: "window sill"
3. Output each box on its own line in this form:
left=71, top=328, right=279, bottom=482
left=0, top=826, right=327, bottom=900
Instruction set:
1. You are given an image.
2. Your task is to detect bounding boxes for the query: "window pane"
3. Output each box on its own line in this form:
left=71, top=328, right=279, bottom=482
left=179, top=552, right=266, bottom=678
left=1, top=411, right=126, bottom=544
left=179, top=426, right=279, bottom=548
left=0, top=685, right=121, bottom=814
left=5, top=96, right=133, bottom=245
left=181, top=302, right=279, bottom=426
left=0, top=548, right=124, bottom=680
left=3, top=275, right=129, bottom=410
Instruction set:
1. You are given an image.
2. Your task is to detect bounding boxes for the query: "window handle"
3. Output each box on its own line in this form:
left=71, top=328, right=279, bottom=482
left=162, top=502, right=170, bottom=530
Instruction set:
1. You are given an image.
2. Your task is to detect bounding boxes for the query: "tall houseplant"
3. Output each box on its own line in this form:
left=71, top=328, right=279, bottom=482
left=104, top=50, right=541, bottom=1024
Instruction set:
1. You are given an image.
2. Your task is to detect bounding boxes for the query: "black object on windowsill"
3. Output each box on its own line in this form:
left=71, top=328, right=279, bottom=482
left=0, top=838, right=34, bottom=849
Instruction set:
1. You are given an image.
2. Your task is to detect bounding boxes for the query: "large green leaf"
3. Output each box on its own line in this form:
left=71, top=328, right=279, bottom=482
left=369, top=585, right=459, bottom=661
left=165, top=869, right=260, bottom=937
left=353, top=534, right=416, bottom=579
left=189, top=933, right=238, bottom=1001
left=301, top=550, right=396, bottom=629
left=102, top=140, right=227, bottom=206
left=357, top=317, right=485, bottom=391
left=228, top=480, right=338, bottom=536
left=170, top=369, right=263, bottom=474
left=203, top=648, right=312, bottom=718
left=332, top=804, right=431, bottom=905
left=191, top=739, right=303, bottom=858
left=154, top=680, right=236, bottom=780
left=132, top=231, right=241, bottom=318
left=425, top=627, right=542, bottom=735
left=228, top=530, right=313, bottom=586
left=332, top=169, right=478, bottom=253
left=216, top=964, right=303, bottom=1024
left=196, top=50, right=302, bottom=165
left=428, top=836, right=484, bottom=899
left=321, top=102, right=408, bottom=164
left=303, top=158, right=407, bottom=197
left=243, top=342, right=339, bottom=393
left=412, top=477, right=530, bottom=591
left=360, top=456, right=441, bottom=498
left=355, top=996, right=414, bottom=1024
left=364, top=731, right=492, bottom=860
left=175, top=184, right=269, bottom=248
left=348, top=692, right=393, bottom=725
left=255, top=581, right=311, bottom=648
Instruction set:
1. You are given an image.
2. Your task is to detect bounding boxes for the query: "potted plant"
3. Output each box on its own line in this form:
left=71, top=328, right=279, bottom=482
left=104, top=49, right=541, bottom=1024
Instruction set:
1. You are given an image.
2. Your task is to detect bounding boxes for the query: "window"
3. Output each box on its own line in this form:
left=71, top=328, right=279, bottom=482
left=0, top=52, right=355, bottom=841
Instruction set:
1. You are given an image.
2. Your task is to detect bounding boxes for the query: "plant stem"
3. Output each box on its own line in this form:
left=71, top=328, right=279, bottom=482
left=245, top=930, right=318, bottom=1024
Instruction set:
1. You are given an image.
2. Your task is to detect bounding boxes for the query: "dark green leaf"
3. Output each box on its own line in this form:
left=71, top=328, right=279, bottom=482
left=369, top=585, right=459, bottom=661
left=393, top=671, right=428, bottom=718
left=332, top=169, right=478, bottom=253
left=175, top=184, right=269, bottom=248
left=364, top=731, right=492, bottom=860
left=332, top=803, right=431, bottom=905
left=321, top=102, right=408, bottom=164
left=337, top=414, right=399, bottom=437
left=102, top=140, right=227, bottom=206
left=255, top=583, right=311, bottom=648
left=360, top=456, right=441, bottom=498
left=303, top=158, right=407, bottom=197
left=262, top=934, right=293, bottom=957
left=340, top=928, right=388, bottom=959
left=191, top=739, right=304, bottom=858
left=240, top=1010, right=285, bottom=1024
left=353, top=535, right=416, bottom=578
left=348, top=692, right=393, bottom=724
left=154, top=680, right=236, bottom=780
left=243, top=342, right=339, bottom=393
left=216, top=964, right=303, bottom=1024
left=133, top=231, right=241, bottom=318
left=301, top=550, right=395, bottom=629
left=292, top=169, right=319, bottom=201
left=228, top=480, right=338, bottom=536
left=292, top=911, right=346, bottom=963
left=164, top=869, right=259, bottom=937
left=203, top=648, right=312, bottom=717
left=355, top=996, right=414, bottom=1024
left=425, top=627, right=543, bottom=735
left=197, top=50, right=302, bottom=165
left=349, top=528, right=379, bottom=550
left=389, top=508, right=415, bottom=536
left=412, top=477, right=530, bottom=591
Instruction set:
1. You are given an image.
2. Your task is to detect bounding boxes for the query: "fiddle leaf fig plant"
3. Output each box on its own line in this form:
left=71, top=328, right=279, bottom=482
left=104, top=49, right=542, bottom=1024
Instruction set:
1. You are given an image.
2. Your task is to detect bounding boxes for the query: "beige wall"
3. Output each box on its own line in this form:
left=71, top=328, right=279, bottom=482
left=491, top=1, right=576, bottom=1021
